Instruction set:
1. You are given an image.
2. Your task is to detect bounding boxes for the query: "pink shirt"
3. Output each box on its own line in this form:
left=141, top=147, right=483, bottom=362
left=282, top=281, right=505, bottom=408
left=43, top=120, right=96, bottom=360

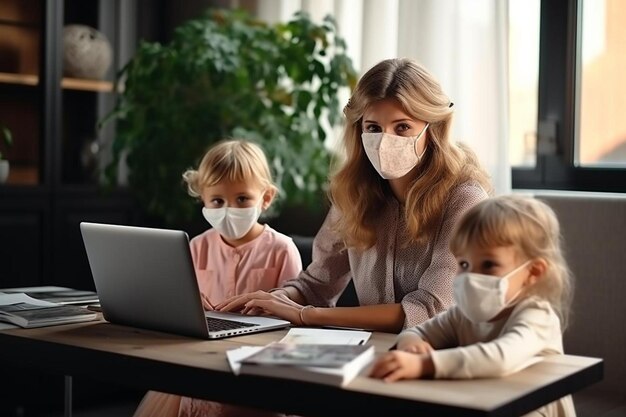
left=180, top=225, right=301, bottom=417
left=189, top=225, right=303, bottom=304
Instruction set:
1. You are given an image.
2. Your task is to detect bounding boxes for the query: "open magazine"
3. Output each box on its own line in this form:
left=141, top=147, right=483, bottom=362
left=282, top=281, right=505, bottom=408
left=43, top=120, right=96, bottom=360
left=0, top=292, right=98, bottom=328
left=238, top=342, right=375, bottom=386
left=228, top=327, right=374, bottom=387
left=241, top=342, right=373, bottom=367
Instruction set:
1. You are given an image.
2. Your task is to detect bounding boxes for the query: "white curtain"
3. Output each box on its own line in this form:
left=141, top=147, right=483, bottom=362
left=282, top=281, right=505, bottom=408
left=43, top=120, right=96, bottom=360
left=254, top=0, right=511, bottom=195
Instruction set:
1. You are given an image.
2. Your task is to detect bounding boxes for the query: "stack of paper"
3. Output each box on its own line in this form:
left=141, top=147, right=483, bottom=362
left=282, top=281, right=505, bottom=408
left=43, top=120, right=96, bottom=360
left=0, top=292, right=98, bottom=328
left=1, top=286, right=99, bottom=305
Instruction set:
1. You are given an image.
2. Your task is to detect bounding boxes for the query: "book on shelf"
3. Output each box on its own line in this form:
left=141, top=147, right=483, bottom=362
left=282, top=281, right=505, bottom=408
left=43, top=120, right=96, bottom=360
left=0, top=292, right=98, bottom=328
left=238, top=342, right=375, bottom=387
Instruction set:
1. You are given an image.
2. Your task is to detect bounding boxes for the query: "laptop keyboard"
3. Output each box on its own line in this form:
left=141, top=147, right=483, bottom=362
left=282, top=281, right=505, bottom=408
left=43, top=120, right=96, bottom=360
left=206, top=316, right=259, bottom=331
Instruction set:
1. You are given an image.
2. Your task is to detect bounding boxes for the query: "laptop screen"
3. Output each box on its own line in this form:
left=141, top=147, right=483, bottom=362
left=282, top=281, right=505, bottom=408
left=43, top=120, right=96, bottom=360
left=80, top=222, right=290, bottom=339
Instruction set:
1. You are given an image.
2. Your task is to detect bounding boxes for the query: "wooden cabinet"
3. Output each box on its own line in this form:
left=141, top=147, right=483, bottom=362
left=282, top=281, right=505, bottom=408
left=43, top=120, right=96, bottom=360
left=0, top=0, right=138, bottom=290
left=0, top=0, right=43, bottom=186
left=0, top=2, right=145, bottom=415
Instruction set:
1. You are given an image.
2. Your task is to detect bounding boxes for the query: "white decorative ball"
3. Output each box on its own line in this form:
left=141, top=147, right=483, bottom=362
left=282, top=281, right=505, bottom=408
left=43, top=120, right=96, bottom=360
left=63, top=24, right=112, bottom=79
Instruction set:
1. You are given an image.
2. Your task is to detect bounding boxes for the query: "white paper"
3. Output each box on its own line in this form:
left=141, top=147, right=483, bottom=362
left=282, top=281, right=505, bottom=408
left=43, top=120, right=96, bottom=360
left=0, top=287, right=99, bottom=305
left=279, top=327, right=371, bottom=345
left=0, top=292, right=59, bottom=307
left=0, top=286, right=72, bottom=293
left=0, top=322, right=18, bottom=330
left=226, top=346, right=263, bottom=375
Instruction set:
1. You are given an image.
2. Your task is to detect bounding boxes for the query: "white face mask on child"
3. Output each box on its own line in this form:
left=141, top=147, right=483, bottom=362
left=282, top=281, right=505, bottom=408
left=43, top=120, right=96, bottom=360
left=202, top=202, right=262, bottom=240
left=361, top=123, right=429, bottom=179
left=453, top=260, right=531, bottom=323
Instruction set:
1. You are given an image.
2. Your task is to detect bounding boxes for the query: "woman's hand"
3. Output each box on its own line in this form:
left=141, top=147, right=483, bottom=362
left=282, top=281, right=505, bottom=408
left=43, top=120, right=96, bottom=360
left=369, top=351, right=433, bottom=382
left=216, top=290, right=305, bottom=324
left=215, top=290, right=277, bottom=313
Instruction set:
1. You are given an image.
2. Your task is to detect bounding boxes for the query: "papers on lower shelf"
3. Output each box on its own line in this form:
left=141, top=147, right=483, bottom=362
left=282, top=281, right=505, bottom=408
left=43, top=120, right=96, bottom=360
left=0, top=292, right=98, bottom=328
left=226, top=327, right=375, bottom=387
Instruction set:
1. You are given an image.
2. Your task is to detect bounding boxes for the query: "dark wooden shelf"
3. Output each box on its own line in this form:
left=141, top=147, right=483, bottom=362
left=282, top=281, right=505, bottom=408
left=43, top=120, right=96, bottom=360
left=3, top=165, right=39, bottom=186
left=0, top=71, right=115, bottom=92
left=0, top=18, right=40, bottom=28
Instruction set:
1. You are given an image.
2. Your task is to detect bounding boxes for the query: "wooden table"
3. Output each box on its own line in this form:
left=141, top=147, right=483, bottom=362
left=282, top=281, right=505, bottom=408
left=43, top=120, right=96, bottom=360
left=0, top=318, right=603, bottom=417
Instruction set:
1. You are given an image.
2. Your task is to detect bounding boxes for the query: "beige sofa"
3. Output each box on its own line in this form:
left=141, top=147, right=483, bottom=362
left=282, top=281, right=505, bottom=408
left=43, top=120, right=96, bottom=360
left=534, top=191, right=626, bottom=416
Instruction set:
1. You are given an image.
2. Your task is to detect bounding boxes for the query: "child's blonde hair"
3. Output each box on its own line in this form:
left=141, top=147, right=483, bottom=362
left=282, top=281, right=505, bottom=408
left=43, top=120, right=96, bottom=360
left=182, top=139, right=278, bottom=199
left=450, top=194, right=574, bottom=330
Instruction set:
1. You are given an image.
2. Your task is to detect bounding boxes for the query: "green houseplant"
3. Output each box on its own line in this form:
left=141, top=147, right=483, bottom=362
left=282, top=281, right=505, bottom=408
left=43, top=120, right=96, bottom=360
left=101, top=8, right=356, bottom=226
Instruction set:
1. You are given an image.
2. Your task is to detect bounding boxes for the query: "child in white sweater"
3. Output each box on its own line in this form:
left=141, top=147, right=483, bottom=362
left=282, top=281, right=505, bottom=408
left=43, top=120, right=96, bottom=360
left=369, top=194, right=576, bottom=417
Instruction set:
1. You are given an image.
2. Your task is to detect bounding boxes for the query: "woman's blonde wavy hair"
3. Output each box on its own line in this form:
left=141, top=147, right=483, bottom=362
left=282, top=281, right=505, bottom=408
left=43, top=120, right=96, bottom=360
left=449, top=194, right=574, bottom=330
left=330, top=58, right=492, bottom=249
left=182, top=139, right=278, bottom=199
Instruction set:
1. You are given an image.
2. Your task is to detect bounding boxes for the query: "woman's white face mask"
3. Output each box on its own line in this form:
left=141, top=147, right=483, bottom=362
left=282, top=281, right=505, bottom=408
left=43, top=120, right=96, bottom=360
left=202, top=200, right=262, bottom=240
left=453, top=260, right=531, bottom=323
left=361, top=123, right=429, bottom=179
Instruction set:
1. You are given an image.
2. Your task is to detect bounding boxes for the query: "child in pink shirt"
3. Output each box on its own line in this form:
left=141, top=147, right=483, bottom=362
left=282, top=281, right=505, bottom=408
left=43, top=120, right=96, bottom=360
left=133, top=139, right=302, bottom=417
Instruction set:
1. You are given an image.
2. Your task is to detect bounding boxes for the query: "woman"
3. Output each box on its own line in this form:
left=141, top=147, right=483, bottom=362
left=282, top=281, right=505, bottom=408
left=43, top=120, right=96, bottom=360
left=217, top=58, right=492, bottom=333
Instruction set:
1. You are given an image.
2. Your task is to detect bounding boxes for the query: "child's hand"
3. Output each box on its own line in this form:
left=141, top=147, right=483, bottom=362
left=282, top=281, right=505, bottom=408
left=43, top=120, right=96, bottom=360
left=200, top=292, right=215, bottom=311
left=369, top=351, right=434, bottom=382
left=396, top=334, right=434, bottom=354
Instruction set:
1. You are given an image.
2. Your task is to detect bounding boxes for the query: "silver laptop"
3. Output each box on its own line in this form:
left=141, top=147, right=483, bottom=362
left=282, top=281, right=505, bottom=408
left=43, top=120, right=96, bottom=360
left=79, top=222, right=291, bottom=339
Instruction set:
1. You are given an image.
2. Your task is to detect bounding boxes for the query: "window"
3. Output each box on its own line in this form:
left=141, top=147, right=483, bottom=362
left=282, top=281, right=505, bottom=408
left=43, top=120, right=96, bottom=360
left=511, top=0, right=626, bottom=192
left=578, top=0, right=626, bottom=166
left=508, top=0, right=540, bottom=167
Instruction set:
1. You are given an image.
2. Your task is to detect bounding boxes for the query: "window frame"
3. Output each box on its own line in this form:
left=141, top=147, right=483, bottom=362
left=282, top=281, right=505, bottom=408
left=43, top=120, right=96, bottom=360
left=512, top=0, right=626, bottom=192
